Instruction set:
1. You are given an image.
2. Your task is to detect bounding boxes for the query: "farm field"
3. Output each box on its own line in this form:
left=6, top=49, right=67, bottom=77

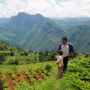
left=0, top=54, right=90, bottom=90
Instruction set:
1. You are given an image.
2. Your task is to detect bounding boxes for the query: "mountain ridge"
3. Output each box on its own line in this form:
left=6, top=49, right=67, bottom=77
left=0, top=12, right=65, bottom=51
left=0, top=12, right=90, bottom=53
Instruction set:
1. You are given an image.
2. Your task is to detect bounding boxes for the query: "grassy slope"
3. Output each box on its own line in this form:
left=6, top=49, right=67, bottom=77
left=31, top=54, right=90, bottom=90
left=0, top=54, right=90, bottom=90
left=27, top=54, right=90, bottom=90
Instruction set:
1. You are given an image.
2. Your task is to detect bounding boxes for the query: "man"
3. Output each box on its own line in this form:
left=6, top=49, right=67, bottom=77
left=58, top=37, right=74, bottom=73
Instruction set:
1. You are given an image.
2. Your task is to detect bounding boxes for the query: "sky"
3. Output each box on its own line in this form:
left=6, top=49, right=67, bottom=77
left=0, top=0, right=90, bottom=18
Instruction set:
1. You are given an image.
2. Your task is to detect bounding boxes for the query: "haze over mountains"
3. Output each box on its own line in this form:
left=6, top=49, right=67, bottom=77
left=0, top=12, right=90, bottom=53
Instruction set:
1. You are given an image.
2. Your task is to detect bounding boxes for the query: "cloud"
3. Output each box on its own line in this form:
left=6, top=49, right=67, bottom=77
left=0, top=0, right=90, bottom=18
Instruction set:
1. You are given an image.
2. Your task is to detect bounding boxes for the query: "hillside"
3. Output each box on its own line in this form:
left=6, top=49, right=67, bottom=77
left=0, top=41, right=23, bottom=64
left=53, top=18, right=90, bottom=53
left=0, top=41, right=55, bottom=65
left=0, top=39, right=89, bottom=90
left=0, top=12, right=65, bottom=51
left=0, top=12, right=90, bottom=52
left=0, top=54, right=90, bottom=90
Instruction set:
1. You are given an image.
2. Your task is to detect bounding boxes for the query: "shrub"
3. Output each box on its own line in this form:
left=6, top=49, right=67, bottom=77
left=45, top=64, right=52, bottom=72
left=8, top=60, right=18, bottom=65
left=0, top=81, right=3, bottom=90
left=0, top=55, right=5, bottom=64
left=10, top=52, right=15, bottom=56
left=20, top=52, right=28, bottom=56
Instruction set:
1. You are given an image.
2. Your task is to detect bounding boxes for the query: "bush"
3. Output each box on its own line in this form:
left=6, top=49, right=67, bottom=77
left=10, top=52, right=15, bottom=56
left=45, top=64, right=52, bottom=72
left=20, top=52, right=28, bottom=56
left=0, top=56, right=5, bottom=65
left=8, top=60, right=18, bottom=65
left=85, top=54, right=90, bottom=57
left=0, top=81, right=3, bottom=90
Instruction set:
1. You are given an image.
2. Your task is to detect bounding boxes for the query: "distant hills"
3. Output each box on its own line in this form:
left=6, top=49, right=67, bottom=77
left=0, top=12, right=65, bottom=51
left=0, top=12, right=90, bottom=53
left=54, top=18, right=90, bottom=53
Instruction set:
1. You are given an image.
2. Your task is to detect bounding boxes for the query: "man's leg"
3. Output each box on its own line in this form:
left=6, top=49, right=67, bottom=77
left=63, top=57, right=69, bottom=72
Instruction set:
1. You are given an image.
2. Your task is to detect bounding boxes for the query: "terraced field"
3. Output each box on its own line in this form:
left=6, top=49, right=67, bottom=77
left=0, top=54, right=90, bottom=90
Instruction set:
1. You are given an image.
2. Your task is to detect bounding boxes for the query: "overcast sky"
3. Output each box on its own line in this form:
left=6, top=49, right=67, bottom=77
left=0, top=0, right=90, bottom=18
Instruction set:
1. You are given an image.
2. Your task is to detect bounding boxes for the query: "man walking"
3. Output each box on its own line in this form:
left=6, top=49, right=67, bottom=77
left=58, top=37, right=74, bottom=73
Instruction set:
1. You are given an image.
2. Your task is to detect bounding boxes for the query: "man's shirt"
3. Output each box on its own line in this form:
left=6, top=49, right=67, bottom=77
left=61, top=44, right=69, bottom=57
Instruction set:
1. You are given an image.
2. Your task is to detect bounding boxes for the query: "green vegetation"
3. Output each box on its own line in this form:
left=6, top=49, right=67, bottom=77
left=0, top=41, right=55, bottom=65
left=0, top=53, right=90, bottom=90
left=0, top=13, right=90, bottom=52
left=0, top=12, right=65, bottom=51
left=54, top=18, right=90, bottom=53
left=0, top=41, right=90, bottom=90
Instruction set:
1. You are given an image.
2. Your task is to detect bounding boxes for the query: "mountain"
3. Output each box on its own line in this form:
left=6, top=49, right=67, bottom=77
left=0, top=12, right=90, bottom=52
left=0, top=18, right=10, bottom=26
left=69, top=24, right=90, bottom=53
left=0, top=12, right=65, bottom=51
left=53, top=18, right=90, bottom=53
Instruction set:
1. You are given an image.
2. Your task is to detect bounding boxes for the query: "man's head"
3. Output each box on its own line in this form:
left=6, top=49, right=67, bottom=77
left=62, top=37, right=68, bottom=44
